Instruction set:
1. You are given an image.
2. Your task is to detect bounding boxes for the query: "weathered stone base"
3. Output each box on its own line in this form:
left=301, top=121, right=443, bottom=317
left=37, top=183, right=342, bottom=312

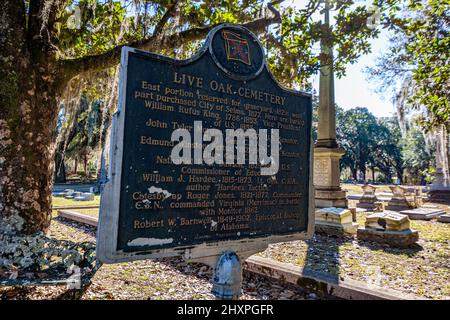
left=437, top=214, right=450, bottom=223
left=356, top=201, right=377, bottom=211
left=244, top=255, right=427, bottom=300
left=315, top=189, right=348, bottom=208
left=58, top=210, right=98, bottom=227
left=357, top=228, right=419, bottom=248
left=427, top=189, right=450, bottom=203
left=315, top=222, right=358, bottom=237
left=347, top=194, right=362, bottom=201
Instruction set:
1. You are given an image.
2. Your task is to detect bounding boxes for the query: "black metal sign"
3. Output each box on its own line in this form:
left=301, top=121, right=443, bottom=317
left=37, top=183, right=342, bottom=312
left=97, top=24, right=313, bottom=263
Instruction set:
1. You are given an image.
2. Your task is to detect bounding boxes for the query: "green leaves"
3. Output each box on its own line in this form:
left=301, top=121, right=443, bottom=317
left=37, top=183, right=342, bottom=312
left=53, top=1, right=396, bottom=92
left=369, top=0, right=449, bottom=126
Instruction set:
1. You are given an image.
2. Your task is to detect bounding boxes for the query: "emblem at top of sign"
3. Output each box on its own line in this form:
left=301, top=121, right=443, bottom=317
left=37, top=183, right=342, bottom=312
left=223, top=30, right=251, bottom=65
left=209, top=24, right=265, bottom=81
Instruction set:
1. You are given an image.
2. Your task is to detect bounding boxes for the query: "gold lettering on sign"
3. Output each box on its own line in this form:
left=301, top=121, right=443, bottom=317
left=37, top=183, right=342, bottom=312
left=173, top=72, right=204, bottom=88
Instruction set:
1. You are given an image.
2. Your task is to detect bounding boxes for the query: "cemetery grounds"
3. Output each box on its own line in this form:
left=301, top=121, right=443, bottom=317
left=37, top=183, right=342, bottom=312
left=1, top=184, right=449, bottom=300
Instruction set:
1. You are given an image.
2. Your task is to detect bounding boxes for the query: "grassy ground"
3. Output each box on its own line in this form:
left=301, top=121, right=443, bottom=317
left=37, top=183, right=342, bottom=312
left=51, top=196, right=101, bottom=218
left=52, top=196, right=101, bottom=207
left=259, top=209, right=450, bottom=300
left=341, top=183, right=394, bottom=196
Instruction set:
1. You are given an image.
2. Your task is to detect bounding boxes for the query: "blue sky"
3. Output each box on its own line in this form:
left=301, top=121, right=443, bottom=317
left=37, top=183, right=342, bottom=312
left=285, top=0, right=396, bottom=118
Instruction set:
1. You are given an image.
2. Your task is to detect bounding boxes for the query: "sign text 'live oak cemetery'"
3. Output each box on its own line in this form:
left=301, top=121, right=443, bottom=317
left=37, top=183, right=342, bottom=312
left=97, top=24, right=314, bottom=263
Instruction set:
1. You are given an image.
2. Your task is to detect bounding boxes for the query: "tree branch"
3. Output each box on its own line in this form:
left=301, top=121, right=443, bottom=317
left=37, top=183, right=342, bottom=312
left=27, top=0, right=68, bottom=51
left=61, top=1, right=284, bottom=80
left=152, top=0, right=179, bottom=39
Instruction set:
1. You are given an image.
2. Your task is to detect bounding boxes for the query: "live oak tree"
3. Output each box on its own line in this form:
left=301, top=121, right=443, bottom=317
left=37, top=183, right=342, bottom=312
left=0, top=0, right=285, bottom=234
left=338, top=107, right=380, bottom=181
left=0, top=0, right=392, bottom=235
left=367, top=0, right=449, bottom=185
left=337, top=107, right=404, bottom=183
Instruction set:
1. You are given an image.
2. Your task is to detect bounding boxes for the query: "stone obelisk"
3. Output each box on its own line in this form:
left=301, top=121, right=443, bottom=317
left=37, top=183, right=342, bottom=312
left=314, top=0, right=347, bottom=208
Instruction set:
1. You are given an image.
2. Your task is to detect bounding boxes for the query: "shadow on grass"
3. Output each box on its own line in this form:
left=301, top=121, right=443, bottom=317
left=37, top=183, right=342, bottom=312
left=302, top=233, right=349, bottom=280
left=300, top=229, right=423, bottom=294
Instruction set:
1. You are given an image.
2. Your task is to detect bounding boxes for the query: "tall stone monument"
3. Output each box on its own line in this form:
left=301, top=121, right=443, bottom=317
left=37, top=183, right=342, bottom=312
left=314, top=0, right=347, bottom=208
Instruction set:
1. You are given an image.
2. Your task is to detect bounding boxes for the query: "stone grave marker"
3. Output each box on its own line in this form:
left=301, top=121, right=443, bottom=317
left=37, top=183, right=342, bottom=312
left=357, top=211, right=419, bottom=248
left=385, top=186, right=415, bottom=211
left=96, top=24, right=314, bottom=299
left=66, top=191, right=82, bottom=200
left=64, top=190, right=78, bottom=199
left=400, top=207, right=445, bottom=220
left=356, top=184, right=378, bottom=211
left=437, top=214, right=450, bottom=223
left=54, top=189, right=74, bottom=197
left=315, top=207, right=358, bottom=236
left=74, top=192, right=95, bottom=201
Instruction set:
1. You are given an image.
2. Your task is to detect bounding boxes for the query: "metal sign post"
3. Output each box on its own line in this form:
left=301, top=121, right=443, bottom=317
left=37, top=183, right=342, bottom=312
left=211, top=251, right=243, bottom=299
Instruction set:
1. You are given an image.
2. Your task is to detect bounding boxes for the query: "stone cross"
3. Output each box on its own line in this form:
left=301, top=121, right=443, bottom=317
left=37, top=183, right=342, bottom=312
left=313, top=0, right=347, bottom=208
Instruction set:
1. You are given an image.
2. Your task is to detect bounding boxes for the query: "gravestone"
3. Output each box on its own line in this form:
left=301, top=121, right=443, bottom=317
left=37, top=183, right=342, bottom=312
left=347, top=194, right=363, bottom=201
left=62, top=189, right=77, bottom=199
left=53, top=189, right=75, bottom=197
left=385, top=186, right=414, bottom=211
left=66, top=191, right=82, bottom=200
left=96, top=24, right=314, bottom=296
left=315, top=207, right=358, bottom=236
left=400, top=207, right=445, bottom=220
left=356, top=184, right=377, bottom=211
left=405, top=186, right=424, bottom=208
left=357, top=211, right=418, bottom=248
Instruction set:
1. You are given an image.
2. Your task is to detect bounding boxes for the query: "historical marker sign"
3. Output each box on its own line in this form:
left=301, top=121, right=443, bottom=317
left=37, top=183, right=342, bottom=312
left=97, top=24, right=314, bottom=264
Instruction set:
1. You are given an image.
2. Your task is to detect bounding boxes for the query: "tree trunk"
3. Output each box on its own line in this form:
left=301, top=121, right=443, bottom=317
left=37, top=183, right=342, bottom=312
left=397, top=169, right=404, bottom=185
left=361, top=165, right=366, bottom=182
left=84, top=152, right=88, bottom=178
left=73, top=157, right=78, bottom=175
left=0, top=1, right=63, bottom=234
